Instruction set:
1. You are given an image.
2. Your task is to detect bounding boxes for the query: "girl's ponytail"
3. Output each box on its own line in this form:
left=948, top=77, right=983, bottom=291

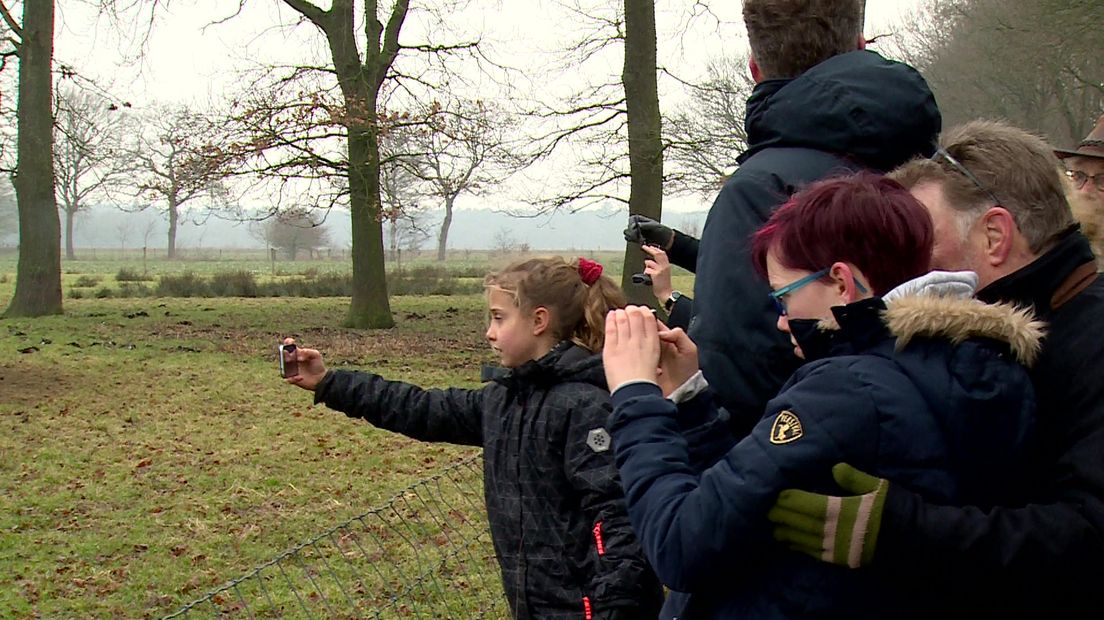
left=573, top=258, right=626, bottom=352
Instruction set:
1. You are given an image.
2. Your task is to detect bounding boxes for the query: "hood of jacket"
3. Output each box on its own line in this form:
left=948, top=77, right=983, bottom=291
left=740, top=50, right=941, bottom=172
left=793, top=276, right=1044, bottom=367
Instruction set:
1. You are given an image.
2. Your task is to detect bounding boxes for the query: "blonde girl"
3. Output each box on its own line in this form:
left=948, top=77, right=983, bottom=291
left=285, top=257, right=662, bottom=620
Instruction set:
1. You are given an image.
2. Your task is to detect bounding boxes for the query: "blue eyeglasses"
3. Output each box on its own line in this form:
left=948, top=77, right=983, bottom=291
left=769, top=268, right=869, bottom=316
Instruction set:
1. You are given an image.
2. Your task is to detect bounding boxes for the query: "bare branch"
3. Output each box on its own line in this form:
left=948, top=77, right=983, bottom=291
left=282, top=0, right=328, bottom=28
left=377, top=0, right=411, bottom=90
left=0, top=1, right=23, bottom=41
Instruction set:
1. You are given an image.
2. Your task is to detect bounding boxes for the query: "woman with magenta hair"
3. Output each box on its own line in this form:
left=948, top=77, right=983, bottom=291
left=602, top=173, right=1043, bottom=619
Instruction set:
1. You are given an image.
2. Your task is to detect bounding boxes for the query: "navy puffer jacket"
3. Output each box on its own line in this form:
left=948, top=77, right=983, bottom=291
left=690, top=50, right=942, bottom=431
left=611, top=291, right=1041, bottom=619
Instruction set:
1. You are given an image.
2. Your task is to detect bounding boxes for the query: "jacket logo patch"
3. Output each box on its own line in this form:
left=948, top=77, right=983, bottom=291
left=586, top=428, right=611, bottom=453
left=770, top=410, right=803, bottom=444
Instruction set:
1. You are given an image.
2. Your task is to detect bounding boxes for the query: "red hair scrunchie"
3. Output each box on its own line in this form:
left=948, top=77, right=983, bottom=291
left=577, top=257, right=603, bottom=286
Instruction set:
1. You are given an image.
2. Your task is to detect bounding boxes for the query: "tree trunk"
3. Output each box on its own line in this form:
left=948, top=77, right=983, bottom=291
left=166, top=200, right=178, bottom=260
left=345, top=116, right=394, bottom=328
left=436, top=195, right=454, bottom=262
left=389, top=217, right=398, bottom=261
left=278, top=0, right=399, bottom=328
left=5, top=1, right=62, bottom=318
left=620, top=0, right=664, bottom=306
left=64, top=205, right=75, bottom=260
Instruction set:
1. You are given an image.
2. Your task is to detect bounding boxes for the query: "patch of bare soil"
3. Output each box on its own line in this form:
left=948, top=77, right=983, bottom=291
left=0, top=364, right=90, bottom=407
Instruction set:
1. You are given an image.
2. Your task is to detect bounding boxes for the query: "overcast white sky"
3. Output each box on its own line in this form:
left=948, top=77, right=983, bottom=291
left=50, top=0, right=924, bottom=215
left=55, top=1, right=922, bottom=104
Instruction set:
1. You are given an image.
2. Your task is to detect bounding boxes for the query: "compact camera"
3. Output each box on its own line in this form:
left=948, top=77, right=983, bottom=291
left=278, top=343, right=299, bottom=378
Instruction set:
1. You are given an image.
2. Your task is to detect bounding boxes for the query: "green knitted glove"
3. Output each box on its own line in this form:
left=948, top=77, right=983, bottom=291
left=767, top=463, right=889, bottom=568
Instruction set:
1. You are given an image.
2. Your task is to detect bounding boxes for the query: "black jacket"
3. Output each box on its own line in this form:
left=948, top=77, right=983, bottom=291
left=313, top=342, right=662, bottom=620
left=689, top=50, right=941, bottom=428
left=667, top=229, right=699, bottom=273
left=610, top=290, right=1040, bottom=619
left=880, top=229, right=1104, bottom=619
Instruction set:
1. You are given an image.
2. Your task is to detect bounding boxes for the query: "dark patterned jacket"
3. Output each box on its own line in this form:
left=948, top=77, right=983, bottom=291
left=313, top=342, right=662, bottom=619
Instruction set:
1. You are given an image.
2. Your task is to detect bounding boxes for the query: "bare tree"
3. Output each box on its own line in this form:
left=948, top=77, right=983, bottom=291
left=140, top=215, right=159, bottom=251
left=54, top=87, right=134, bottom=259
left=381, top=179, right=432, bottom=260
left=492, top=226, right=518, bottom=255
left=379, top=118, right=430, bottom=260
left=114, top=218, right=132, bottom=253
left=888, top=0, right=1102, bottom=146
left=224, top=0, right=479, bottom=328
left=678, top=215, right=701, bottom=239
left=128, top=105, right=234, bottom=259
left=516, top=0, right=663, bottom=303
left=664, top=54, right=754, bottom=197
left=1, top=0, right=62, bottom=317
left=261, top=210, right=331, bottom=260
left=621, top=0, right=663, bottom=304
left=398, top=99, right=523, bottom=261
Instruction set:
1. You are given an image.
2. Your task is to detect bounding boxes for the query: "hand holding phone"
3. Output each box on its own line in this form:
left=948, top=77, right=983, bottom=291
left=278, top=338, right=328, bottom=391
left=278, top=343, right=299, bottom=378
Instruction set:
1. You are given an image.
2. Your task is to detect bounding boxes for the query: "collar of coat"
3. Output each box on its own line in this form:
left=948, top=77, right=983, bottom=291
left=802, top=294, right=1045, bottom=368
left=977, top=225, right=1098, bottom=315
left=480, top=341, right=605, bottom=388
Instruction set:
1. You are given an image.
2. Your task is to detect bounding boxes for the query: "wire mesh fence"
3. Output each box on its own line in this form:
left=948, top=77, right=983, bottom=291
left=163, top=453, right=505, bottom=619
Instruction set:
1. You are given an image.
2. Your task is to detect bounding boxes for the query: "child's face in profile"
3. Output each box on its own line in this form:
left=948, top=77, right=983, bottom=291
left=485, top=289, right=541, bottom=368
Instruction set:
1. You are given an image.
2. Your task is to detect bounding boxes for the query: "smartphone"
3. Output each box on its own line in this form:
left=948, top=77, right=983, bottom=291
left=278, top=343, right=298, bottom=378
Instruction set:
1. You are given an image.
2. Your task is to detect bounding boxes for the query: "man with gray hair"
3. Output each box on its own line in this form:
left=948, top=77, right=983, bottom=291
left=768, top=119, right=1104, bottom=619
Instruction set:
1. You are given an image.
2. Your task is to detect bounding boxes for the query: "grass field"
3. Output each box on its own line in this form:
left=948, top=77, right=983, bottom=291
left=0, top=252, right=694, bottom=619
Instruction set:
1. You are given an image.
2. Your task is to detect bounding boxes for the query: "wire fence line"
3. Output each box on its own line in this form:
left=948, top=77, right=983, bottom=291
left=163, top=453, right=505, bottom=619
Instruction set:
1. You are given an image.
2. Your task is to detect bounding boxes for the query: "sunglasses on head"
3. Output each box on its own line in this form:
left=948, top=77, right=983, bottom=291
left=931, top=147, right=1002, bottom=206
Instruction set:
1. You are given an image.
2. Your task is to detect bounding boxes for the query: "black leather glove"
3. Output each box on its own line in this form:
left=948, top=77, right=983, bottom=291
left=623, top=214, right=673, bottom=249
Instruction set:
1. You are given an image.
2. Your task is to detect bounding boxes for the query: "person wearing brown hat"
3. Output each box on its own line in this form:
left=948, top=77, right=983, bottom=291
left=1056, top=115, right=1104, bottom=263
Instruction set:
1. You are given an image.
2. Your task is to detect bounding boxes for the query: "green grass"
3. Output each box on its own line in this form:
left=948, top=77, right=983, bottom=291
left=0, top=253, right=696, bottom=618
left=0, top=293, right=503, bottom=618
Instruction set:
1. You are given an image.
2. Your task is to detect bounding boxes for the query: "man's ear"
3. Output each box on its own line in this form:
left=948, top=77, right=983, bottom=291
left=857, top=34, right=867, bottom=50
left=531, top=306, right=551, bottom=337
left=749, top=55, right=763, bottom=83
left=979, top=207, right=1016, bottom=266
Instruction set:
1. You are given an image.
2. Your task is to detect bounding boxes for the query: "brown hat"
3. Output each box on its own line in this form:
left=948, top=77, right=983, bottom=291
left=1055, top=114, right=1104, bottom=161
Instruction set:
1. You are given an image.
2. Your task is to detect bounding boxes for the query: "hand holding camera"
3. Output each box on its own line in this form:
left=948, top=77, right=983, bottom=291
left=279, top=337, right=327, bottom=391
left=623, top=214, right=674, bottom=249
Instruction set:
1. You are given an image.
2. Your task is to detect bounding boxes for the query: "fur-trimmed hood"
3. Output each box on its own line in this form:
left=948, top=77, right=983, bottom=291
left=799, top=271, right=1047, bottom=368
left=883, top=295, right=1045, bottom=367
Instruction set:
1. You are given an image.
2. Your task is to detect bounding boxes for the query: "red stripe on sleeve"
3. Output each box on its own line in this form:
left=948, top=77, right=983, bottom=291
left=592, top=520, right=606, bottom=556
